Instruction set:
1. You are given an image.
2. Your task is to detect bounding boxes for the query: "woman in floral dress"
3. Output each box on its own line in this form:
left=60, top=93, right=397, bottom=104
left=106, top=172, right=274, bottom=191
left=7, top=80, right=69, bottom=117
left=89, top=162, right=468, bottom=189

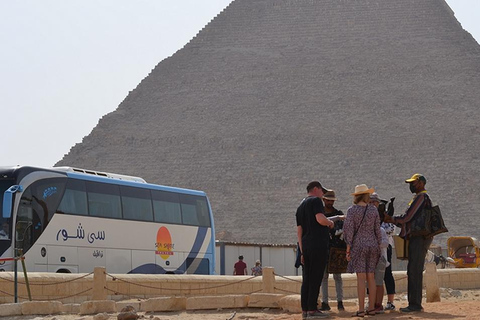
left=344, top=184, right=382, bottom=317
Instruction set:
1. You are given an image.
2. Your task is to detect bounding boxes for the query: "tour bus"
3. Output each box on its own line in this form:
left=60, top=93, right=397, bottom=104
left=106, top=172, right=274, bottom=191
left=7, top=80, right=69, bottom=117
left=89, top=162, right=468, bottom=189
left=0, top=166, right=216, bottom=274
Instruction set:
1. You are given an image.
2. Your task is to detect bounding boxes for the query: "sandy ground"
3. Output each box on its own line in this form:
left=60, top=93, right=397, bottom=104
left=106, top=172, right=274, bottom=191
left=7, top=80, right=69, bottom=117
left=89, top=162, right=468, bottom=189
left=6, top=288, right=480, bottom=320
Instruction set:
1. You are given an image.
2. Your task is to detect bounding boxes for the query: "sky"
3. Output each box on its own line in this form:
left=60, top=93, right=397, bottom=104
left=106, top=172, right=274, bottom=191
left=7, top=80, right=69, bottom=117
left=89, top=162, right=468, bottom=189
left=1, top=0, right=479, bottom=168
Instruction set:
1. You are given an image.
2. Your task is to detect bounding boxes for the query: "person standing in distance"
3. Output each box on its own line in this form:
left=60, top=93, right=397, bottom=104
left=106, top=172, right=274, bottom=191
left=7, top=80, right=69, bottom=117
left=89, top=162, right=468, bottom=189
left=386, top=173, right=432, bottom=313
left=296, top=181, right=334, bottom=319
left=233, top=255, right=247, bottom=275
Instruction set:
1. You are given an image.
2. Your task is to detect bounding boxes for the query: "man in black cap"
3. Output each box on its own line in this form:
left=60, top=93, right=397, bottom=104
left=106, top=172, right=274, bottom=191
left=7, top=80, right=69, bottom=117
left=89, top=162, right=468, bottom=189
left=296, top=181, right=334, bottom=319
left=387, top=173, right=433, bottom=313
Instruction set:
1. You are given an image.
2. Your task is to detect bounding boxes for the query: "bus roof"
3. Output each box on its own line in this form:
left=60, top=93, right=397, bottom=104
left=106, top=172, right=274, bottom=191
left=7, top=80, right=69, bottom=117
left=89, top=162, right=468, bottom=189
left=0, top=166, right=207, bottom=197
left=54, top=166, right=147, bottom=183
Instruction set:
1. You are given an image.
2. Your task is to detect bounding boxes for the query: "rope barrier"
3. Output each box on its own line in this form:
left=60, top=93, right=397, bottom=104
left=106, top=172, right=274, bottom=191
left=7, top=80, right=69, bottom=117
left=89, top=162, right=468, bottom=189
left=106, top=272, right=257, bottom=291
left=0, top=271, right=94, bottom=285
left=104, top=286, right=145, bottom=300
left=274, top=286, right=299, bottom=295
left=0, top=257, right=25, bottom=262
left=274, top=272, right=302, bottom=284
left=0, top=286, right=92, bottom=301
left=104, top=285, right=264, bottom=299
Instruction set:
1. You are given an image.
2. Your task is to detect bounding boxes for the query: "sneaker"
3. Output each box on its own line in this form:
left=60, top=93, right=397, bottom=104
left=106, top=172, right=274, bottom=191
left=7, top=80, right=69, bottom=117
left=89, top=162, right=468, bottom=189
left=337, top=301, right=345, bottom=311
left=307, top=310, right=329, bottom=318
left=385, top=302, right=396, bottom=311
left=302, top=311, right=308, bottom=319
left=320, top=302, right=331, bottom=311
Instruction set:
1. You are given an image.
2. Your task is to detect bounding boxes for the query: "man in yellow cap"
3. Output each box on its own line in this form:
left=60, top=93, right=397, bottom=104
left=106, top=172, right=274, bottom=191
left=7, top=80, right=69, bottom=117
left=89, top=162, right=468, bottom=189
left=386, top=173, right=433, bottom=313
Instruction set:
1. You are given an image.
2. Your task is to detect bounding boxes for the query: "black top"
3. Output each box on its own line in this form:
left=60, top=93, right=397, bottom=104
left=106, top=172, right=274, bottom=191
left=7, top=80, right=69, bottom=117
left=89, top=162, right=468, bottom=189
left=296, top=196, right=330, bottom=253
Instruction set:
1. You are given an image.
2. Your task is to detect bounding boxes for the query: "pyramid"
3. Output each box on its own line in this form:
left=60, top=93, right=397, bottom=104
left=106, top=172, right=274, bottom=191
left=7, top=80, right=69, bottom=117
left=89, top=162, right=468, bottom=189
left=57, top=0, right=480, bottom=245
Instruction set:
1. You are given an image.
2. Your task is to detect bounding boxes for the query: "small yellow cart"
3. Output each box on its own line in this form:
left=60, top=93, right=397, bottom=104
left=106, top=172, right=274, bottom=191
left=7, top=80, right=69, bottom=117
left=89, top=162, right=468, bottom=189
left=447, top=236, right=480, bottom=268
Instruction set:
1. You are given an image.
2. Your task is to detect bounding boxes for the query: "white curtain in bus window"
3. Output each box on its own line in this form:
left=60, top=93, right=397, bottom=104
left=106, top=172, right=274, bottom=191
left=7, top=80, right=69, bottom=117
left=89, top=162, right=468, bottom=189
left=57, top=179, right=88, bottom=215
left=151, top=190, right=182, bottom=224
left=86, top=181, right=121, bottom=219
left=179, top=194, right=210, bottom=227
left=120, top=186, right=153, bottom=221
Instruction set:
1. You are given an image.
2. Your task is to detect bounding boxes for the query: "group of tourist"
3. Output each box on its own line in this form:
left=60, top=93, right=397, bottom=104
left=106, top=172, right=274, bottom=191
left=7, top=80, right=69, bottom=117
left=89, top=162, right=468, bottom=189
left=296, top=174, right=432, bottom=318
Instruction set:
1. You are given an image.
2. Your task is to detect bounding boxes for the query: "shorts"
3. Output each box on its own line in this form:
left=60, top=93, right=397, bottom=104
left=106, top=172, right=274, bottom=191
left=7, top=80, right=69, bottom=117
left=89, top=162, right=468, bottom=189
left=374, top=256, right=387, bottom=286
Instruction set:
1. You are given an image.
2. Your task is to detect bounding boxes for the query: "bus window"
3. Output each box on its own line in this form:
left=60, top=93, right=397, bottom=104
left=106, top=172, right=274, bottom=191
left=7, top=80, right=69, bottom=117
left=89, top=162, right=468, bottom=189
left=180, top=194, right=211, bottom=227
left=57, top=179, right=88, bottom=215
left=186, top=257, right=210, bottom=275
left=0, top=219, right=10, bottom=240
left=120, top=186, right=153, bottom=221
left=151, top=190, right=181, bottom=224
left=0, top=180, right=13, bottom=218
left=86, top=181, right=121, bottom=219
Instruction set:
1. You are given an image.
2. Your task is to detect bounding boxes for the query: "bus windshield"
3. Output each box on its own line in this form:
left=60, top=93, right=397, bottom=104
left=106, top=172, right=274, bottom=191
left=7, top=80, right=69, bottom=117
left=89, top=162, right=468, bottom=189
left=0, top=180, right=13, bottom=255
left=16, top=178, right=66, bottom=253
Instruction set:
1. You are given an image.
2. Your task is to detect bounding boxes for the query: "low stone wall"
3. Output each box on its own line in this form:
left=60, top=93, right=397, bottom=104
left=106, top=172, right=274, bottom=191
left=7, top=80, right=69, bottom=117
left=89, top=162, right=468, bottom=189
left=0, top=266, right=479, bottom=306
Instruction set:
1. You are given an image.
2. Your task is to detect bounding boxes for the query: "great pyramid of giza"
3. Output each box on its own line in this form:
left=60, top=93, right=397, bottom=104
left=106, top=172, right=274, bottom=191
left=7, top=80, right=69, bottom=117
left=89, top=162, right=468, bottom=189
left=57, top=0, right=480, bottom=246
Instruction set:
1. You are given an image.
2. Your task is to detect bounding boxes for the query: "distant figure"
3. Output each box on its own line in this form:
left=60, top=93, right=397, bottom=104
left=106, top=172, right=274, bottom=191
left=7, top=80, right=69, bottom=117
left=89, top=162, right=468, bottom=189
left=0, top=222, right=9, bottom=239
left=233, top=255, right=247, bottom=275
left=251, top=260, right=263, bottom=276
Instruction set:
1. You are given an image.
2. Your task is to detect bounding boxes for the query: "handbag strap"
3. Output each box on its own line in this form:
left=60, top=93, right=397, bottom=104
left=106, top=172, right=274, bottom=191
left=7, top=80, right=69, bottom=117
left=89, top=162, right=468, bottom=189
left=352, top=204, right=369, bottom=242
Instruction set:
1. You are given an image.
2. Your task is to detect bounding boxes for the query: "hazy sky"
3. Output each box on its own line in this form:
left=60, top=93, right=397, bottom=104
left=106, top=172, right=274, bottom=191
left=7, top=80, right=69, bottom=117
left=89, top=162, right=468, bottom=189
left=1, top=0, right=479, bottom=168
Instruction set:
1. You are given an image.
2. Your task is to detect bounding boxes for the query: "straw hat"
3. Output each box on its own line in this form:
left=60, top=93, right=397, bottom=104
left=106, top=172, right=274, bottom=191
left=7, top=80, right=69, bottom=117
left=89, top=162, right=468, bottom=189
left=351, top=184, right=375, bottom=196
left=322, top=190, right=337, bottom=201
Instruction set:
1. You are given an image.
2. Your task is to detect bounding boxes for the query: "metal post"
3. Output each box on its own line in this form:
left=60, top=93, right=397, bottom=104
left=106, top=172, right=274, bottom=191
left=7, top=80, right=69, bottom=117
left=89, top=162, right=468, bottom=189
left=14, top=249, right=17, bottom=303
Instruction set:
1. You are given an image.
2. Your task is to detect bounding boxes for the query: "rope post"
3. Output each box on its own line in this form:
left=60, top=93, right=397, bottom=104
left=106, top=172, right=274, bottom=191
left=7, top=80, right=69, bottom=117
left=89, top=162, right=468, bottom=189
left=425, top=262, right=441, bottom=302
left=92, top=267, right=107, bottom=300
left=262, top=267, right=275, bottom=293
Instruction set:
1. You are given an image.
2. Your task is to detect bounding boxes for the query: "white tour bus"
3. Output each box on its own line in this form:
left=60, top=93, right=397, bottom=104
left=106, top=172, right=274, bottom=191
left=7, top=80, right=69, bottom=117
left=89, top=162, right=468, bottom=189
left=0, top=166, right=215, bottom=274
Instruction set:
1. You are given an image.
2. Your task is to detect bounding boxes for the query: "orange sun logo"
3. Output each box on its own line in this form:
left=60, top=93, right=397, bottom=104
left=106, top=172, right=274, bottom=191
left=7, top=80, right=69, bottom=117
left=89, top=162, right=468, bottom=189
left=155, top=226, right=174, bottom=260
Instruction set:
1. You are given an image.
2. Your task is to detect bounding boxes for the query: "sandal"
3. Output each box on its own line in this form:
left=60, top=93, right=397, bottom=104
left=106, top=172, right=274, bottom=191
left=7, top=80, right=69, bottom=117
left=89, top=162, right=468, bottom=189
left=366, top=309, right=376, bottom=316
left=351, top=310, right=365, bottom=317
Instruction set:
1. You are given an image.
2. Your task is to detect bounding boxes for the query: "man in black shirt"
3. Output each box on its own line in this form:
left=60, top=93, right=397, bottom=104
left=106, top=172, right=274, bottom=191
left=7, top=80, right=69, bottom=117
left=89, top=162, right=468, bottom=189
left=296, top=181, right=334, bottom=319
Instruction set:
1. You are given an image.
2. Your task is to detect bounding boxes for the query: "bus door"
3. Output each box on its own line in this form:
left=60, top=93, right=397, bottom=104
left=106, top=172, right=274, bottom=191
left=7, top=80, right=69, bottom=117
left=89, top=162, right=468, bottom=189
left=15, top=178, right=66, bottom=271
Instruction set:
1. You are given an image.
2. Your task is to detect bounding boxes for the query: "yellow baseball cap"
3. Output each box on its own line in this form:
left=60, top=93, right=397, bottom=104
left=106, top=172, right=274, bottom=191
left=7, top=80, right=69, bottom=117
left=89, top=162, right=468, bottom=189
left=405, top=173, right=426, bottom=184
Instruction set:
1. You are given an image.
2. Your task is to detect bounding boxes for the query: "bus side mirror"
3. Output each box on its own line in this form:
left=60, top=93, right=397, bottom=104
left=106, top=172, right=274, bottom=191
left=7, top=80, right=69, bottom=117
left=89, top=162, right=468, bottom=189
left=3, top=185, right=23, bottom=218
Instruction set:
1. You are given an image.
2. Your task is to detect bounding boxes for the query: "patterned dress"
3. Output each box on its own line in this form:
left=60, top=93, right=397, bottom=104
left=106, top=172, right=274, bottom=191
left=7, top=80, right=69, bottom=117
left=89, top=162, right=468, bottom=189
left=343, top=204, right=381, bottom=273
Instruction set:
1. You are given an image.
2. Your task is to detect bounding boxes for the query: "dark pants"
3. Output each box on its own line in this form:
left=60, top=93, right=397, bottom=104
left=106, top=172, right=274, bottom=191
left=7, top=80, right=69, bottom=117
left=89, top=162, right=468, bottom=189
left=301, top=248, right=328, bottom=311
left=407, top=235, right=433, bottom=310
left=384, top=245, right=396, bottom=295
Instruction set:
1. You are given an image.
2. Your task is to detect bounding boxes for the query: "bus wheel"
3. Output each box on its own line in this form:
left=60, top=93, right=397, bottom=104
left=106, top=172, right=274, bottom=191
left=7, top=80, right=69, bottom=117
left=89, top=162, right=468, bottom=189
left=56, top=269, right=71, bottom=273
